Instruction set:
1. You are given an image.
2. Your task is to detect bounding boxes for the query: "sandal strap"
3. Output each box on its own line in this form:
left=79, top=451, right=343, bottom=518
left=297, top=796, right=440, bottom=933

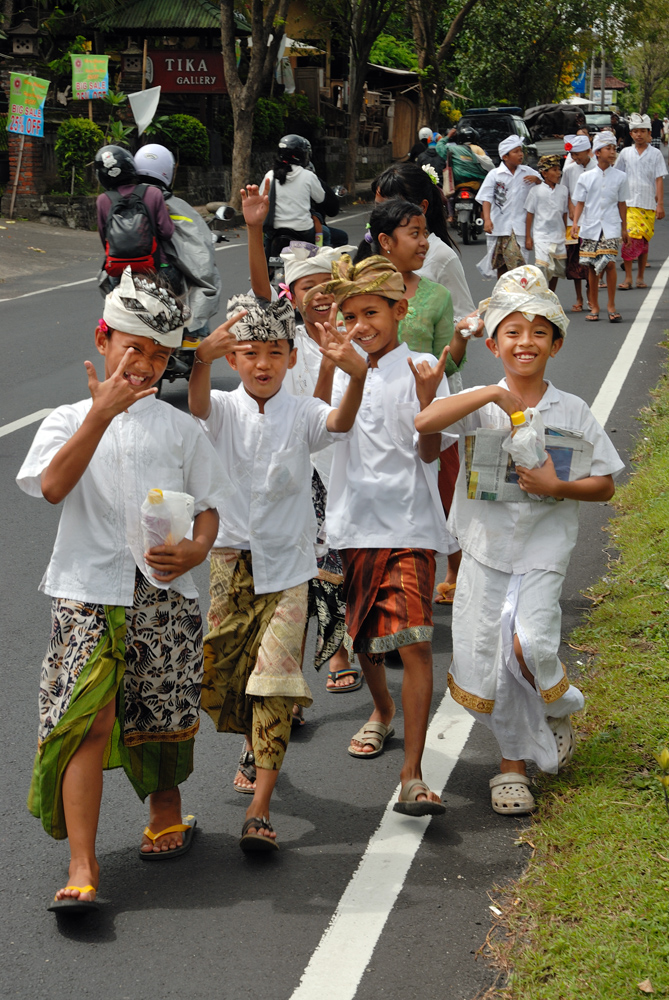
left=142, top=823, right=190, bottom=843
left=328, top=668, right=360, bottom=681
left=398, top=778, right=432, bottom=803
left=350, top=721, right=390, bottom=750
left=239, top=747, right=255, bottom=767
left=241, top=816, right=273, bottom=837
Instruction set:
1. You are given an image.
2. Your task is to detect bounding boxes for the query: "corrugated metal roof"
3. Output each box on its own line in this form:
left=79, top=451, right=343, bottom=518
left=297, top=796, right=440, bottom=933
left=93, top=0, right=250, bottom=34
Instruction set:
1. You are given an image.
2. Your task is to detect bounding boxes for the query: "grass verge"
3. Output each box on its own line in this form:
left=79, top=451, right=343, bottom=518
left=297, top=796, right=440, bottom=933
left=482, top=343, right=669, bottom=999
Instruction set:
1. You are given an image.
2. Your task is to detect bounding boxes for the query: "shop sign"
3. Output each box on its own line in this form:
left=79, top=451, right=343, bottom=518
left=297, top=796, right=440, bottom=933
left=147, top=51, right=226, bottom=93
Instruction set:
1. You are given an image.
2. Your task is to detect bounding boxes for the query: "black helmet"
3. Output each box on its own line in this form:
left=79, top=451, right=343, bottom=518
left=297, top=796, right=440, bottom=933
left=94, top=145, right=137, bottom=189
left=455, top=126, right=480, bottom=145
left=277, top=134, right=311, bottom=167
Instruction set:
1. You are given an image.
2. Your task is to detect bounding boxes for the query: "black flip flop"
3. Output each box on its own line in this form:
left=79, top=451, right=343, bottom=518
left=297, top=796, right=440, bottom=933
left=240, top=816, right=279, bottom=853
left=139, top=815, right=197, bottom=861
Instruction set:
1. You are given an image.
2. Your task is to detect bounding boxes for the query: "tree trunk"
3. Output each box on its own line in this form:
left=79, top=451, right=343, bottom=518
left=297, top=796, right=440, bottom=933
left=230, top=107, right=255, bottom=210
left=345, top=77, right=366, bottom=194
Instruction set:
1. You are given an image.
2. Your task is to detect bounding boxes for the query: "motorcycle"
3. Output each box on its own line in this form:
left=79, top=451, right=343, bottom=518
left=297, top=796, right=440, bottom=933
left=157, top=205, right=231, bottom=395
left=453, top=184, right=484, bottom=245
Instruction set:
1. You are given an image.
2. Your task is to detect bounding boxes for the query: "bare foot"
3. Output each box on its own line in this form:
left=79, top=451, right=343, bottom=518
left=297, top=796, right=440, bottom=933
left=140, top=786, right=185, bottom=854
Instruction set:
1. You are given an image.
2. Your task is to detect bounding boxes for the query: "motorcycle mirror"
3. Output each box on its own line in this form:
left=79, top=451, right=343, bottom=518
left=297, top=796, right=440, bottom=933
left=215, top=205, right=235, bottom=221
left=333, top=185, right=347, bottom=198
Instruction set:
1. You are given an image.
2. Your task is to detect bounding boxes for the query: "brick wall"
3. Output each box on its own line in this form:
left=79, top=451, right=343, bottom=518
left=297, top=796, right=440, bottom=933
left=7, top=131, right=45, bottom=197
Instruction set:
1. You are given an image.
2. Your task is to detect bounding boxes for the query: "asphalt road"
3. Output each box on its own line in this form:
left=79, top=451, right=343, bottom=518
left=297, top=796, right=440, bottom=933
left=1, top=201, right=668, bottom=1000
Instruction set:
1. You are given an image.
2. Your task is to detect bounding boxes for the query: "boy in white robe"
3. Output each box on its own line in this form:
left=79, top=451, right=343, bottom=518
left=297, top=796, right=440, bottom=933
left=416, top=266, right=624, bottom=815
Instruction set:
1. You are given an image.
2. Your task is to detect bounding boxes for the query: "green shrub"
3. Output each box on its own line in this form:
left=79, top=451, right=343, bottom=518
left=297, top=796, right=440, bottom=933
left=160, top=114, right=209, bottom=166
left=55, top=117, right=105, bottom=194
left=215, top=94, right=323, bottom=163
left=370, top=34, right=418, bottom=71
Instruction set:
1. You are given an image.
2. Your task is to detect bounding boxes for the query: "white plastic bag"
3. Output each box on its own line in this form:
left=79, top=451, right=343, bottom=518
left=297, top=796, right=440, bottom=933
left=502, top=408, right=550, bottom=501
left=141, top=488, right=195, bottom=553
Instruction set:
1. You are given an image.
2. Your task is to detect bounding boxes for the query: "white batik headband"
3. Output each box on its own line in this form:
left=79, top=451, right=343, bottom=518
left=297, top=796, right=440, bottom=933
left=280, top=241, right=358, bottom=287
left=593, top=131, right=617, bottom=152
left=498, top=135, right=524, bottom=158
left=103, top=266, right=190, bottom=347
left=226, top=293, right=295, bottom=341
left=564, top=134, right=591, bottom=152
left=479, top=265, right=569, bottom=338
left=629, top=113, right=651, bottom=130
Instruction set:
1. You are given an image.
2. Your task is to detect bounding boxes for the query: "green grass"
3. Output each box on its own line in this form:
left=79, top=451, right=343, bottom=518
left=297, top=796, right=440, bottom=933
left=485, top=345, right=669, bottom=999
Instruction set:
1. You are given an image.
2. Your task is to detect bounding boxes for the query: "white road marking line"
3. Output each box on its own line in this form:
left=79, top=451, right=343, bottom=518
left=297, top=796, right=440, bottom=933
left=214, top=242, right=246, bottom=251
left=0, top=408, right=53, bottom=438
left=0, top=277, right=96, bottom=302
left=591, top=256, right=669, bottom=427
left=289, top=692, right=474, bottom=1000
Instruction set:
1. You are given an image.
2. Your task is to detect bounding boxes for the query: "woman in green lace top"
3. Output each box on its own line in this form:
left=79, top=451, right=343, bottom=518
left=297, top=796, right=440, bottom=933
left=354, top=199, right=465, bottom=379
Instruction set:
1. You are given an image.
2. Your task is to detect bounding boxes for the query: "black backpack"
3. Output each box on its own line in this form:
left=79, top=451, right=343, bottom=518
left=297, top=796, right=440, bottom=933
left=103, top=183, right=160, bottom=276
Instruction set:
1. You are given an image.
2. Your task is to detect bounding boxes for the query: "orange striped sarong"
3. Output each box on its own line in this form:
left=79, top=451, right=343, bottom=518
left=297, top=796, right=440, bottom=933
left=340, top=548, right=436, bottom=657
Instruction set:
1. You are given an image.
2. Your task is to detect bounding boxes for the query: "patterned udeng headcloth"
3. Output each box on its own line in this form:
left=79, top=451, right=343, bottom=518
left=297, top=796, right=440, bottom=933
left=226, top=293, right=296, bottom=341
left=303, top=254, right=406, bottom=308
left=478, top=265, right=569, bottom=338
left=103, top=266, right=190, bottom=347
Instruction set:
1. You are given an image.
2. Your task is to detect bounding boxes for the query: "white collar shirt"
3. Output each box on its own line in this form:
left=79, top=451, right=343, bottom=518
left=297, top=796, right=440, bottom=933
left=524, top=182, right=569, bottom=242
left=203, top=383, right=342, bottom=594
left=573, top=165, right=630, bottom=240
left=326, top=342, right=457, bottom=552
left=16, top=395, right=230, bottom=605
left=476, top=163, right=541, bottom=237
left=283, top=323, right=335, bottom=489
left=446, top=380, right=624, bottom=576
left=417, top=233, right=475, bottom=318
left=561, top=157, right=596, bottom=224
left=614, top=144, right=667, bottom=211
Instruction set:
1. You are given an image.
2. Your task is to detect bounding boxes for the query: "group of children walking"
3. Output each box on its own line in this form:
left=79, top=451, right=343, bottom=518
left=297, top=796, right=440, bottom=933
left=20, top=124, right=649, bottom=914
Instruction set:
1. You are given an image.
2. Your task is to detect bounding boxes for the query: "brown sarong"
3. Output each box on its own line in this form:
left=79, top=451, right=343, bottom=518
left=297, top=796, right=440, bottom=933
left=340, top=548, right=436, bottom=656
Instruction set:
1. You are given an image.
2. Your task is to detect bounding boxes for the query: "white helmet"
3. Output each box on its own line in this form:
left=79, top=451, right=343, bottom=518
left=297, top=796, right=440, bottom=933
left=134, top=144, right=175, bottom=186
left=418, top=127, right=432, bottom=141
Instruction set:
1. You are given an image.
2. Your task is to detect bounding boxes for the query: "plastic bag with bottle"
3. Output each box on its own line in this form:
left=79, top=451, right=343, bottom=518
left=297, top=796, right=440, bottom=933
left=502, top=408, right=551, bottom=501
left=141, top=488, right=195, bottom=554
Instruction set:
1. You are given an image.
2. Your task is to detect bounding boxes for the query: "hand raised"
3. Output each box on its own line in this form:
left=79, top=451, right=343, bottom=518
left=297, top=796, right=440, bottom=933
left=408, top=345, right=449, bottom=410
left=85, top=348, right=156, bottom=421
left=196, top=310, right=247, bottom=364
left=240, top=180, right=270, bottom=228
left=319, top=322, right=367, bottom=380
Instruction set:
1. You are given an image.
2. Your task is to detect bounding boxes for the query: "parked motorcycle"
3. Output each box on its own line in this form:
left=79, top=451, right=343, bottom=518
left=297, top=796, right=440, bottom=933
left=157, top=205, right=231, bottom=395
left=453, top=184, right=484, bottom=245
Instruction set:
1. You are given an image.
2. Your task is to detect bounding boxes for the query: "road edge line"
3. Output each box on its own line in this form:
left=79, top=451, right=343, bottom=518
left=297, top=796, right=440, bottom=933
left=0, top=408, right=53, bottom=438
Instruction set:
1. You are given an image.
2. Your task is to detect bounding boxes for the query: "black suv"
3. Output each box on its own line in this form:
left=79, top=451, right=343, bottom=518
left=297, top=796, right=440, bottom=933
left=457, top=106, right=538, bottom=167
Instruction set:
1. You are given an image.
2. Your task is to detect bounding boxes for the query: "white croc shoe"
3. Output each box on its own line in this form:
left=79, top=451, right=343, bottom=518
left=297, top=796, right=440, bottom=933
left=489, top=772, right=536, bottom=815
left=547, top=715, right=575, bottom=769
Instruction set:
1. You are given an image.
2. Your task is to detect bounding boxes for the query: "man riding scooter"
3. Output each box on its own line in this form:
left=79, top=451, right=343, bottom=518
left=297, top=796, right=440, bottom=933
left=436, top=126, right=493, bottom=242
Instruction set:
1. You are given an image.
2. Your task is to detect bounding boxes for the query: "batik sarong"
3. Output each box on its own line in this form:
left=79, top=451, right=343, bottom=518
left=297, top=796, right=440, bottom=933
left=621, top=207, right=656, bottom=261
left=579, top=236, right=622, bottom=275
left=30, top=572, right=203, bottom=840
left=202, top=550, right=311, bottom=767
left=309, top=470, right=346, bottom=669
left=534, top=239, right=567, bottom=281
left=490, top=233, right=527, bottom=272
left=340, top=548, right=436, bottom=663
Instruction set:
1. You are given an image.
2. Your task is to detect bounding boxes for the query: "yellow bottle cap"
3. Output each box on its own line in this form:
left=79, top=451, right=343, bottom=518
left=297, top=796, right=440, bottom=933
left=510, top=411, right=526, bottom=426
left=148, top=489, right=164, bottom=504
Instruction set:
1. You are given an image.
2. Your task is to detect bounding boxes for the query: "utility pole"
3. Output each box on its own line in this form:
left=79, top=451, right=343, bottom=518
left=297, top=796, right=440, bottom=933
left=600, top=46, right=605, bottom=112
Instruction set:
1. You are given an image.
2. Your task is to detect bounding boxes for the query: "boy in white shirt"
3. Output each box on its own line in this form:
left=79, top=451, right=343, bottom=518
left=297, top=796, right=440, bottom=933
left=17, top=268, right=228, bottom=913
left=416, top=266, right=624, bottom=816
left=525, top=155, right=569, bottom=290
left=616, top=112, right=667, bottom=290
left=476, top=135, right=541, bottom=279
left=560, top=134, right=595, bottom=312
left=305, top=254, right=466, bottom=816
left=188, top=294, right=367, bottom=851
left=571, top=132, right=630, bottom=323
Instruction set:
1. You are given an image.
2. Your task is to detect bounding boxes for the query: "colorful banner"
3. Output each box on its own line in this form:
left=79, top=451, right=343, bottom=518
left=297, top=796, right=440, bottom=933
left=7, top=73, right=50, bottom=137
left=71, top=54, right=109, bottom=100
left=570, top=66, right=586, bottom=94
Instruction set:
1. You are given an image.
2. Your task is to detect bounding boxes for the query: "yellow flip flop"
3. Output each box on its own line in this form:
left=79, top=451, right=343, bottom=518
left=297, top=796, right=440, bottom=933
left=139, top=815, right=197, bottom=861
left=47, top=884, right=99, bottom=914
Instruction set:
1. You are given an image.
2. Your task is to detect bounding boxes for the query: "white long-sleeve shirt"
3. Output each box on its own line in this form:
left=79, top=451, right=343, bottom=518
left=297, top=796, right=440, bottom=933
left=261, top=165, right=325, bottom=231
left=476, top=163, right=540, bottom=240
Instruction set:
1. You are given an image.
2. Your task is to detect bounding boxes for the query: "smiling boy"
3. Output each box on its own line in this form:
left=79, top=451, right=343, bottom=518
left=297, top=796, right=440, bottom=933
left=416, top=266, right=624, bottom=816
left=188, top=294, right=367, bottom=851
left=17, top=268, right=228, bottom=913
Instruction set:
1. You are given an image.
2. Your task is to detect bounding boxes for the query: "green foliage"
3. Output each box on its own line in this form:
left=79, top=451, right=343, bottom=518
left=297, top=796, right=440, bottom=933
left=483, top=347, right=669, bottom=998
left=55, top=117, right=105, bottom=193
left=157, top=114, right=209, bottom=166
left=101, top=92, right=135, bottom=145
left=216, top=94, right=323, bottom=163
left=48, top=34, right=87, bottom=78
left=438, top=99, right=462, bottom=131
left=0, top=115, right=8, bottom=153
left=370, top=33, right=418, bottom=71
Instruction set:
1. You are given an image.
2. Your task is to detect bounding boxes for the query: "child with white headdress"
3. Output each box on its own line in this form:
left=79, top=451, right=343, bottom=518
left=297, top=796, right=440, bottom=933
left=476, top=135, right=541, bottom=279
left=571, top=131, right=630, bottom=323
left=615, top=113, right=666, bottom=290
left=17, top=267, right=230, bottom=913
left=188, top=290, right=367, bottom=851
left=416, top=265, right=624, bottom=816
left=560, top=134, right=595, bottom=312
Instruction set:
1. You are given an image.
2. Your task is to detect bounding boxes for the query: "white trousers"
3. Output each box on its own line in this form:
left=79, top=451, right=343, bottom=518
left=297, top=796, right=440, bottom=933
left=450, top=553, right=584, bottom=772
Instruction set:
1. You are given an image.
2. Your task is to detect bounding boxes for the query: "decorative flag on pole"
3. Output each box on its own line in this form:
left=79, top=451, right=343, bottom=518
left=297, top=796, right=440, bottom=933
left=71, top=54, right=109, bottom=100
left=128, top=86, right=161, bottom=136
left=570, top=66, right=586, bottom=94
left=7, top=73, right=50, bottom=137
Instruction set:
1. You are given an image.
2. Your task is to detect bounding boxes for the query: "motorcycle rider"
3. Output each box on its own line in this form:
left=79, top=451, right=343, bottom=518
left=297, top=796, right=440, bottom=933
left=416, top=131, right=446, bottom=184
left=133, top=143, right=222, bottom=341
left=436, top=126, right=493, bottom=226
left=261, top=134, right=326, bottom=259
